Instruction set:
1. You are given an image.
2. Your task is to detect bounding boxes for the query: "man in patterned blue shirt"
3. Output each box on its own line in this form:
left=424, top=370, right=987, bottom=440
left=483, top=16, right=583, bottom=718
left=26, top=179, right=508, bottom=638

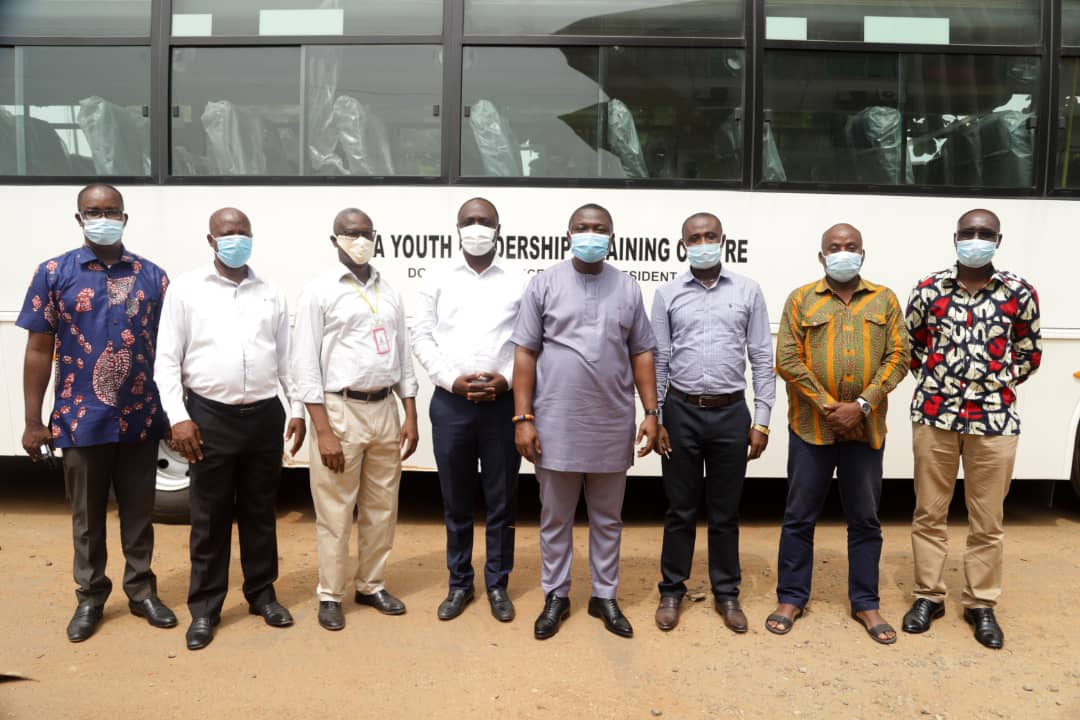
left=18, top=184, right=177, bottom=642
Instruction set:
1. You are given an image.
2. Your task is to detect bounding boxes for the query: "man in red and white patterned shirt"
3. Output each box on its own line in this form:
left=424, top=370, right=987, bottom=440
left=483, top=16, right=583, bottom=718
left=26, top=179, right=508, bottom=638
left=901, top=208, right=1041, bottom=650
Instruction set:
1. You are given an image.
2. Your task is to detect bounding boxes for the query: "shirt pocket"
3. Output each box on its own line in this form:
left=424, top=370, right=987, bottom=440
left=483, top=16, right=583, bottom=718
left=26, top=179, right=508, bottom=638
left=721, top=301, right=751, bottom=338
left=863, top=312, right=888, bottom=357
left=799, top=313, right=831, bottom=348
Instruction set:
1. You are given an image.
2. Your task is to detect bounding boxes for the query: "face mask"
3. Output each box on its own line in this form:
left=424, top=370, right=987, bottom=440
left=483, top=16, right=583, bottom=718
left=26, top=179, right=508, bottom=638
left=569, top=232, right=610, bottom=264
left=686, top=243, right=723, bottom=270
left=82, top=218, right=124, bottom=246
left=459, top=223, right=496, bottom=256
left=956, top=239, right=997, bottom=269
left=823, top=250, right=863, bottom=283
left=336, top=234, right=375, bottom=265
left=214, top=234, right=252, bottom=268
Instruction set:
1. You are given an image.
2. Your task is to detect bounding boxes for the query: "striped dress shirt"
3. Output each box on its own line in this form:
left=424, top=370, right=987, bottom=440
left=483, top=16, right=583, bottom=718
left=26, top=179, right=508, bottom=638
left=776, top=277, right=909, bottom=449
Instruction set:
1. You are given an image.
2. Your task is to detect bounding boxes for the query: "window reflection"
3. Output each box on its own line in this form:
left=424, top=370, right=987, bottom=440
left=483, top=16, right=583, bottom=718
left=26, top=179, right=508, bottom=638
left=171, top=0, right=441, bottom=36
left=0, top=0, right=151, bottom=37
left=764, top=52, right=1039, bottom=188
left=465, top=0, right=743, bottom=37
left=461, top=47, right=744, bottom=180
left=0, top=46, right=150, bottom=176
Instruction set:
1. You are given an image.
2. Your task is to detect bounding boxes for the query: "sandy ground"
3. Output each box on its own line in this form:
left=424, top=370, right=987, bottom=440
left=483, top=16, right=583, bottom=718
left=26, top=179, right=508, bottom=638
left=1, top=467, right=1078, bottom=720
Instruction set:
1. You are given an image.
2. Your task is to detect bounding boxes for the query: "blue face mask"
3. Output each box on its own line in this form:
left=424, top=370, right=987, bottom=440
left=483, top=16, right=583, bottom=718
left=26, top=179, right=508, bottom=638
left=823, top=250, right=863, bottom=283
left=569, top=232, right=610, bottom=264
left=82, top=218, right=124, bottom=246
left=215, top=234, right=253, bottom=268
left=686, top=243, right=723, bottom=270
left=956, top=239, right=997, bottom=269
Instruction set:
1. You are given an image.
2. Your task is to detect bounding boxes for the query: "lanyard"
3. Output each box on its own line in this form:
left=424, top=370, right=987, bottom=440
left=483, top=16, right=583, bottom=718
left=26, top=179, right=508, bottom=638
left=345, top=276, right=379, bottom=316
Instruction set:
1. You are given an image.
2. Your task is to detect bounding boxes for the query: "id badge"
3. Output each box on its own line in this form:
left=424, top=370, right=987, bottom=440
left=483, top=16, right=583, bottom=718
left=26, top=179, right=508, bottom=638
left=372, top=324, right=391, bottom=355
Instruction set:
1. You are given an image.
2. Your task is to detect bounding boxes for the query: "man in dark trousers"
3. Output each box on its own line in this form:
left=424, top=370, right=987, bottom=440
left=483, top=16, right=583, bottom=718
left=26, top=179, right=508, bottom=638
left=156, top=207, right=306, bottom=650
left=18, top=183, right=177, bottom=642
left=651, top=212, right=775, bottom=633
left=411, top=197, right=527, bottom=622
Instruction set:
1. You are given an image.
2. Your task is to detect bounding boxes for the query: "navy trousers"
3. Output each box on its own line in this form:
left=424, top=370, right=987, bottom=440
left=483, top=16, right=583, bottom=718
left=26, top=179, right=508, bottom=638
left=430, top=388, right=520, bottom=591
left=776, top=430, right=884, bottom=612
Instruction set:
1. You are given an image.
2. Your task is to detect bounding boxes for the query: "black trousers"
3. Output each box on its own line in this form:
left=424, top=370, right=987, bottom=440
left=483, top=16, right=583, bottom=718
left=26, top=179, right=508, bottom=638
left=186, top=393, right=284, bottom=619
left=62, top=438, right=159, bottom=606
left=658, top=393, right=750, bottom=600
left=430, top=388, right=520, bottom=591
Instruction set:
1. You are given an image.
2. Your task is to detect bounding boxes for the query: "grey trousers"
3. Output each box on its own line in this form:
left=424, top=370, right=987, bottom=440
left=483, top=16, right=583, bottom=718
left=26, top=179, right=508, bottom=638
left=536, top=468, right=626, bottom=599
left=62, top=438, right=158, bottom=606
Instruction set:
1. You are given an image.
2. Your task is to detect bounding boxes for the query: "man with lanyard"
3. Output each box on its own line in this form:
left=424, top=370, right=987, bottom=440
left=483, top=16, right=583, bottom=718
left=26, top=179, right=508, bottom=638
left=651, top=212, right=775, bottom=633
left=767, top=223, right=908, bottom=645
left=18, top=183, right=176, bottom=642
left=156, top=207, right=306, bottom=650
left=902, top=209, right=1041, bottom=650
left=512, top=203, right=659, bottom=640
left=292, top=207, right=419, bottom=631
left=411, top=197, right=527, bottom=622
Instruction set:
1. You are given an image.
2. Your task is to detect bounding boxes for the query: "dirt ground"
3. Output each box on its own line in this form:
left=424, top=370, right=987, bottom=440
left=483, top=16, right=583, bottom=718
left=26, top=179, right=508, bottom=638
left=1, top=466, right=1078, bottom=720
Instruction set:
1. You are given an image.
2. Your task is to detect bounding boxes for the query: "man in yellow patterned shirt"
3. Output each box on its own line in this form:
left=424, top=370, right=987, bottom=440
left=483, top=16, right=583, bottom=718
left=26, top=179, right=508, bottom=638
left=765, top=223, right=909, bottom=645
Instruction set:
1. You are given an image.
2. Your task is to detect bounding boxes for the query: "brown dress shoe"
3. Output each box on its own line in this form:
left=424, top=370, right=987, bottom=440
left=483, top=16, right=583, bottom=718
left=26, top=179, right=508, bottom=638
left=655, top=596, right=682, bottom=631
left=715, top=598, right=748, bottom=633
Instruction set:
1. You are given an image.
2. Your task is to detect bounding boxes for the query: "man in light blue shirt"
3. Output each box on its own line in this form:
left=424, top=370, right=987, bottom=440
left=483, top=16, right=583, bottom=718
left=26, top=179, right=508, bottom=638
left=651, top=211, right=775, bottom=633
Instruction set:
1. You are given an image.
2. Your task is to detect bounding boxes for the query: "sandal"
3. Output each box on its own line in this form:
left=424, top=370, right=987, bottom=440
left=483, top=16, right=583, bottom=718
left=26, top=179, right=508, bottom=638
left=764, top=607, right=804, bottom=635
left=851, top=610, right=897, bottom=645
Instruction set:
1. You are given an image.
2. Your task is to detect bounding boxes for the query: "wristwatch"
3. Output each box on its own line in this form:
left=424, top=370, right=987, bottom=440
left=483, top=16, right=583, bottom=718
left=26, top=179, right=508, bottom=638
left=644, top=408, right=660, bottom=417
left=856, top=397, right=872, bottom=415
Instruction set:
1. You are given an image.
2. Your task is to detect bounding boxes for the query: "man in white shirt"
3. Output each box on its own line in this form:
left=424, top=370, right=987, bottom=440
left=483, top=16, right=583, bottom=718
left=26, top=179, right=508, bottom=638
left=411, top=197, right=526, bottom=623
left=292, top=207, right=420, bottom=632
left=156, top=207, right=306, bottom=651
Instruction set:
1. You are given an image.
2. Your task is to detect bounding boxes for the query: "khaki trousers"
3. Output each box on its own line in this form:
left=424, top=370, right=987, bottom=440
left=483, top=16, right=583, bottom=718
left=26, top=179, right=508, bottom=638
left=911, top=422, right=1018, bottom=608
left=310, top=393, right=402, bottom=602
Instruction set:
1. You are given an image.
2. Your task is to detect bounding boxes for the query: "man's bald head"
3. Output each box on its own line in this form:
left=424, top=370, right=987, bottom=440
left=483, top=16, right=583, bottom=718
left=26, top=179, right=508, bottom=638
left=821, top=223, right=863, bottom=253
left=209, top=207, right=251, bottom=237
left=457, top=197, right=498, bottom=226
left=334, top=208, right=372, bottom=235
left=956, top=208, right=1001, bottom=243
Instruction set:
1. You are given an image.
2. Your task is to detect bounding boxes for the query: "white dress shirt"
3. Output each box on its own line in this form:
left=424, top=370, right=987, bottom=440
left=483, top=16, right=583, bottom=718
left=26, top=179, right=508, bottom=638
left=291, top=265, right=418, bottom=404
left=155, top=265, right=303, bottom=425
left=410, top=257, right=527, bottom=392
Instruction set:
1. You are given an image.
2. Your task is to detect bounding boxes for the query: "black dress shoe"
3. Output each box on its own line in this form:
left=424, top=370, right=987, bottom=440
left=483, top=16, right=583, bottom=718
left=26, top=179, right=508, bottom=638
left=588, top=597, right=633, bottom=638
left=185, top=616, right=219, bottom=651
left=902, top=598, right=945, bottom=634
left=487, top=587, right=515, bottom=623
left=534, top=592, right=570, bottom=640
left=129, top=596, right=178, bottom=629
left=714, top=598, right=748, bottom=634
left=964, top=607, right=1004, bottom=649
left=318, top=601, right=345, bottom=631
left=67, top=602, right=104, bottom=643
left=249, top=600, right=294, bottom=627
left=437, top=588, right=475, bottom=621
left=355, top=589, right=406, bottom=615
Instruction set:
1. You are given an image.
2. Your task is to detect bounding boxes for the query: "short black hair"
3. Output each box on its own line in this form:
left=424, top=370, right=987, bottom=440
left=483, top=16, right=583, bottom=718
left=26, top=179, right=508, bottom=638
left=681, top=212, right=722, bottom=237
left=458, top=196, right=499, bottom=223
left=569, top=203, right=613, bottom=228
left=77, top=183, right=123, bottom=210
left=957, top=208, right=1001, bottom=228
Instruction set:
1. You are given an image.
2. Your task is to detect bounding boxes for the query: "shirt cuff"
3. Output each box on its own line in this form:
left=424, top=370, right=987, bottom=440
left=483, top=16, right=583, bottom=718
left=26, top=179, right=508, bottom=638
left=289, top=401, right=305, bottom=420
left=753, top=405, right=772, bottom=428
left=435, top=369, right=457, bottom=394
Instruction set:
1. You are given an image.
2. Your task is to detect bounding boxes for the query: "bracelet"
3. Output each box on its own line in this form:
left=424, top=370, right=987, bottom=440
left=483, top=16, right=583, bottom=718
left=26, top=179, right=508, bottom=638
left=644, top=408, right=660, bottom=417
left=511, top=414, right=535, bottom=424
left=752, top=423, right=770, bottom=436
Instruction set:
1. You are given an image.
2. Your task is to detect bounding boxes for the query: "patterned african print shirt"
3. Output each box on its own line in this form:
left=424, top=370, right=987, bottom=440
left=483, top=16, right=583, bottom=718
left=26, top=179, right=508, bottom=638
left=906, top=265, right=1041, bottom=436
left=776, top=277, right=909, bottom=449
left=16, top=245, right=169, bottom=448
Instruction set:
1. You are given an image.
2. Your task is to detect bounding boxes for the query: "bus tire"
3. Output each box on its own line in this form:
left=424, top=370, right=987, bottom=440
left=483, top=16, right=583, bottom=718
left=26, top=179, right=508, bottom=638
left=153, top=440, right=191, bottom=524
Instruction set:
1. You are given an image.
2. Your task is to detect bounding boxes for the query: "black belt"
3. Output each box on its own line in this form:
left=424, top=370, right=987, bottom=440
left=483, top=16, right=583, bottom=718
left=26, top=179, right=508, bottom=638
left=187, top=392, right=276, bottom=416
left=668, top=387, right=744, bottom=409
left=333, top=387, right=391, bottom=402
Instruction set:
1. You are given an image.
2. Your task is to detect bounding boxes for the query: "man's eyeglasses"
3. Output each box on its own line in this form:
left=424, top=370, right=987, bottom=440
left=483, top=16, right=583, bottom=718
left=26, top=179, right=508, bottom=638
left=80, top=209, right=124, bottom=220
left=957, top=227, right=999, bottom=241
left=339, top=229, right=376, bottom=240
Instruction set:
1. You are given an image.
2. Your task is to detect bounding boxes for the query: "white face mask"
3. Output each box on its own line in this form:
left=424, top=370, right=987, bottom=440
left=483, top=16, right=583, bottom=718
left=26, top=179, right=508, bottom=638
left=459, top=223, right=496, bottom=256
left=336, top=234, right=374, bottom=265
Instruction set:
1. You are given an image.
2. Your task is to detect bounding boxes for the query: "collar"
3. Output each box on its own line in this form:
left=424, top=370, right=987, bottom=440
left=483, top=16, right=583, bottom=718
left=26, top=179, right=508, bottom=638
left=941, top=263, right=1005, bottom=286
left=813, top=276, right=874, bottom=296
left=204, top=264, right=258, bottom=286
left=76, top=245, right=135, bottom=266
left=680, top=266, right=727, bottom=288
left=338, top=264, right=379, bottom=287
left=456, top=255, right=503, bottom=277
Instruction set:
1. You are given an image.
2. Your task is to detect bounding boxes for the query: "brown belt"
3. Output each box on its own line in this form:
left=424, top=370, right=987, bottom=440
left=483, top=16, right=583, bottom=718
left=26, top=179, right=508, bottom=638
left=668, top=387, right=744, bottom=409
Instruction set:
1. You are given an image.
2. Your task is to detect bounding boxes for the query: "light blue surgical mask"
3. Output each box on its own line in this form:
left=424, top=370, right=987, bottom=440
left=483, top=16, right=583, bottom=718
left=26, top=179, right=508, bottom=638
left=686, top=243, right=723, bottom=270
left=82, top=218, right=124, bottom=246
left=823, top=250, right=863, bottom=283
left=956, top=239, right=997, bottom=269
left=569, top=232, right=610, bottom=264
left=215, top=234, right=252, bottom=268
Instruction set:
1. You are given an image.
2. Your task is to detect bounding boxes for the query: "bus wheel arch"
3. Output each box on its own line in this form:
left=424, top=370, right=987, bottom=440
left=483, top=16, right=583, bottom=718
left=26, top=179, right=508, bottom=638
left=153, top=440, right=191, bottom=524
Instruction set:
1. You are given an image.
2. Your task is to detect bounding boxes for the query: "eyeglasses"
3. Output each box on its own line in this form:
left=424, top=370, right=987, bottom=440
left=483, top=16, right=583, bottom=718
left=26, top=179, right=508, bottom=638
left=339, top=229, right=376, bottom=240
left=81, top=209, right=124, bottom=220
left=957, top=227, right=999, bottom=241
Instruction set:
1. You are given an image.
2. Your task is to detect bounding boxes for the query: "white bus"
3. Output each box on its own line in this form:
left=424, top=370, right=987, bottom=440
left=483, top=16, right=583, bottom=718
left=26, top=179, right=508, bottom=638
left=2, top=1, right=1079, bottom=515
